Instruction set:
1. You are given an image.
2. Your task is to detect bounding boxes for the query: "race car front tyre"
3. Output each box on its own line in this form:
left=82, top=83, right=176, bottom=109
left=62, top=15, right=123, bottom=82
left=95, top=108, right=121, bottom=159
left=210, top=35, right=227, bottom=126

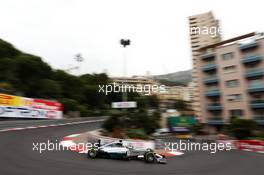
left=144, top=152, right=155, bottom=163
left=87, top=149, right=97, bottom=158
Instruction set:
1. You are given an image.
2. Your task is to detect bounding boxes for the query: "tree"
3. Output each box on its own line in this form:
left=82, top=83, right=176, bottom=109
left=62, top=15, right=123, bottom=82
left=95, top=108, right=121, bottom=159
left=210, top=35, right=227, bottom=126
left=102, top=113, right=123, bottom=132
left=229, top=119, right=258, bottom=139
left=59, top=98, right=81, bottom=113
left=103, top=109, right=161, bottom=136
left=0, top=57, right=18, bottom=84
left=174, top=100, right=188, bottom=111
left=0, top=38, right=162, bottom=119
left=32, top=79, right=62, bottom=98
left=0, top=82, right=15, bottom=93
left=53, top=70, right=85, bottom=102
left=0, top=39, right=21, bottom=58
left=146, top=95, right=159, bottom=108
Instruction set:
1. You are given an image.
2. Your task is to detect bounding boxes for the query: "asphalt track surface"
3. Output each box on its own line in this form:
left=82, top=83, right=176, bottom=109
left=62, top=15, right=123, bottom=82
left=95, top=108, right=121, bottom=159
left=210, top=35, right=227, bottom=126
left=0, top=120, right=263, bottom=175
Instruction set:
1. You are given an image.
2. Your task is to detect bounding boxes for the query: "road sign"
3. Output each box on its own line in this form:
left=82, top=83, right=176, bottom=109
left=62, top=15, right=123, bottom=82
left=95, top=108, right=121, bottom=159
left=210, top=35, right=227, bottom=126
left=111, top=101, right=137, bottom=108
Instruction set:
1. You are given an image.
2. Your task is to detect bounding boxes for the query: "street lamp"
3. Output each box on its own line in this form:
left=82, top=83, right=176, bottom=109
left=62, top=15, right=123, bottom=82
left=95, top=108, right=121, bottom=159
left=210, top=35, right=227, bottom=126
left=120, top=39, right=131, bottom=102
left=120, top=39, right=130, bottom=48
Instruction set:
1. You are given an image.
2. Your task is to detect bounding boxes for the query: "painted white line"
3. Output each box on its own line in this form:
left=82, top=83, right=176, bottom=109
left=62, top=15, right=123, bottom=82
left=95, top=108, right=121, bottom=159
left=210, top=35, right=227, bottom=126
left=242, top=149, right=252, bottom=152
left=168, top=151, right=184, bottom=156
left=67, top=134, right=81, bottom=138
left=0, top=119, right=105, bottom=133
left=11, top=128, right=24, bottom=131
left=79, top=150, right=88, bottom=154
left=38, top=125, right=48, bottom=128
left=0, top=129, right=11, bottom=132
left=26, top=126, right=37, bottom=129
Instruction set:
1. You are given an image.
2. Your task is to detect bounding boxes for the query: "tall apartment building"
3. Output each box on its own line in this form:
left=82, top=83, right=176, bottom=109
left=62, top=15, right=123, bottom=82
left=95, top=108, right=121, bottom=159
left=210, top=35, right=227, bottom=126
left=188, top=11, right=222, bottom=121
left=199, top=32, right=264, bottom=125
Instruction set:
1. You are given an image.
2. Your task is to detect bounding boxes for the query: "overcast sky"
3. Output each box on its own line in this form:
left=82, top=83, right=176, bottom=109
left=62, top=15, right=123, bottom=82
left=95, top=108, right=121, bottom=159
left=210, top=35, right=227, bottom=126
left=0, top=0, right=263, bottom=76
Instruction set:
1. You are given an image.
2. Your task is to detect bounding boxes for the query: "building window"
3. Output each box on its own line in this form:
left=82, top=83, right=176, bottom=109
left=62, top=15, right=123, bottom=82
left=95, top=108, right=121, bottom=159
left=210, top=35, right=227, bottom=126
left=225, top=80, right=240, bottom=88
left=222, top=52, right=234, bottom=60
left=230, top=109, right=244, bottom=117
left=223, top=65, right=236, bottom=74
left=226, top=94, right=242, bottom=102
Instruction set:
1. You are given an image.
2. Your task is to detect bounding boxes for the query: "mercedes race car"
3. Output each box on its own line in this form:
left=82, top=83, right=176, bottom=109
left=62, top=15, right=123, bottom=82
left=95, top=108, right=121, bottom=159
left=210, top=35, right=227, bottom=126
left=87, top=141, right=166, bottom=164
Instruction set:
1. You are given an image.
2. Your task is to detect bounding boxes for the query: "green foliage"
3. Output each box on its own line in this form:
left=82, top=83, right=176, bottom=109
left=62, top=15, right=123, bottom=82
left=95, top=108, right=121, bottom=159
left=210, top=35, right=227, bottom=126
left=59, top=98, right=81, bottom=112
left=229, top=119, right=258, bottom=139
left=31, top=79, right=62, bottom=98
left=103, top=109, right=161, bottom=136
left=0, top=39, right=21, bottom=57
left=0, top=82, right=15, bottom=93
left=174, top=100, right=188, bottom=111
left=189, top=124, right=203, bottom=135
left=125, top=129, right=147, bottom=139
left=0, top=38, right=162, bottom=118
left=102, top=112, right=123, bottom=132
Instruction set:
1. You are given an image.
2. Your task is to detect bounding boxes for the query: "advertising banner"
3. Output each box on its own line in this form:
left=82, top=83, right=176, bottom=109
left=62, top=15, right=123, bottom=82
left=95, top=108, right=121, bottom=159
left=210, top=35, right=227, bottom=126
left=168, top=116, right=196, bottom=128
left=0, top=93, right=63, bottom=119
left=112, top=101, right=137, bottom=108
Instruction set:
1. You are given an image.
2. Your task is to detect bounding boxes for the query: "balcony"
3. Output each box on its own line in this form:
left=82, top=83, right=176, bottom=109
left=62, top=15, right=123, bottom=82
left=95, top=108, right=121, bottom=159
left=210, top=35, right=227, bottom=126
left=239, top=41, right=259, bottom=51
left=254, top=116, right=264, bottom=125
left=248, top=83, right=264, bottom=93
left=205, top=89, right=220, bottom=97
left=201, top=52, right=215, bottom=60
left=250, top=99, right=264, bottom=109
left=207, top=103, right=222, bottom=111
left=207, top=118, right=224, bottom=125
left=241, top=54, right=262, bottom=64
left=244, top=68, right=264, bottom=78
left=202, top=62, right=217, bottom=72
left=203, top=76, right=218, bottom=84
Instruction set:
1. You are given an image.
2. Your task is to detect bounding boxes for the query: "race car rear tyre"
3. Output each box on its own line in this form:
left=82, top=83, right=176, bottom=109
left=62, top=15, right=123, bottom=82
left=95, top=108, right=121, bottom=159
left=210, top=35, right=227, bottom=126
left=144, top=152, right=155, bottom=163
left=87, top=149, right=97, bottom=158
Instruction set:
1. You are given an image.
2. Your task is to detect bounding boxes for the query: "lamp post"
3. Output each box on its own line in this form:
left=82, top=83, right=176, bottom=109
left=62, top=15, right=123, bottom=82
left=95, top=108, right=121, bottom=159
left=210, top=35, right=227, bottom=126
left=120, top=39, right=130, bottom=48
left=120, top=39, right=130, bottom=102
left=120, top=39, right=130, bottom=77
left=119, top=39, right=131, bottom=123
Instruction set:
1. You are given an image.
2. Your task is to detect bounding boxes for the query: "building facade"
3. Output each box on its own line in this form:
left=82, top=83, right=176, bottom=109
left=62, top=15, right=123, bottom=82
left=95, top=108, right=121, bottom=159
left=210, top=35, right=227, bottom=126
left=111, top=76, right=159, bottom=95
left=158, top=85, right=194, bottom=110
left=158, top=86, right=190, bottom=101
left=198, top=32, right=264, bottom=125
left=189, top=11, right=222, bottom=121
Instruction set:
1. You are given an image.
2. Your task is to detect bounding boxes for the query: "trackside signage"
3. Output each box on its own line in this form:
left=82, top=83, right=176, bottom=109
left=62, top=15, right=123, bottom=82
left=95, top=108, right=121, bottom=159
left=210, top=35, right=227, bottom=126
left=111, top=101, right=137, bottom=108
left=0, top=93, right=63, bottom=119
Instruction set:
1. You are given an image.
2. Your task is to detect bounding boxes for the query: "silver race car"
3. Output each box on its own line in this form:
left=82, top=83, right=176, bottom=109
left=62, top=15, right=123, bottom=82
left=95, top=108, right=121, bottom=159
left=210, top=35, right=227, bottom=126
left=87, top=141, right=166, bottom=164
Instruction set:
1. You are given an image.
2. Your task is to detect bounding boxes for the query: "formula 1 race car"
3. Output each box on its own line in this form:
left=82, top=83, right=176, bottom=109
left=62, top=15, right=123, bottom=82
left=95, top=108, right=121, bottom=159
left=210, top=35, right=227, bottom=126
left=87, top=141, right=166, bottom=164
